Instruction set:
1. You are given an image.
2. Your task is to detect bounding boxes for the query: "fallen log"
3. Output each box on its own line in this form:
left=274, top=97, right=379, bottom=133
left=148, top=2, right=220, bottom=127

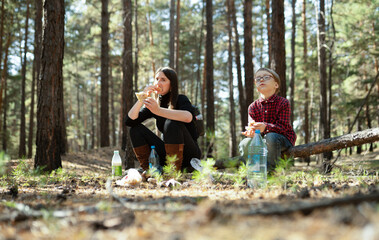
left=214, top=128, right=379, bottom=169
left=284, top=127, right=379, bottom=158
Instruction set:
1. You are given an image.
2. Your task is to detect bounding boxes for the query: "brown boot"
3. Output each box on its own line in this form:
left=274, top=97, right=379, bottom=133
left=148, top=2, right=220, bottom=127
left=133, top=145, right=150, bottom=171
left=165, top=144, right=184, bottom=171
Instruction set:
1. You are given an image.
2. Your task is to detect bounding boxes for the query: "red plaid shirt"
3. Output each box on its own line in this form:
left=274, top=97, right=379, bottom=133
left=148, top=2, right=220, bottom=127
left=248, top=94, right=296, bottom=145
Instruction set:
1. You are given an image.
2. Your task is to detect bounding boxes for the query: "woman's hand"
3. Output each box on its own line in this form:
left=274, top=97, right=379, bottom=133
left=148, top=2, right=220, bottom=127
left=143, top=97, right=160, bottom=115
left=143, top=85, right=160, bottom=95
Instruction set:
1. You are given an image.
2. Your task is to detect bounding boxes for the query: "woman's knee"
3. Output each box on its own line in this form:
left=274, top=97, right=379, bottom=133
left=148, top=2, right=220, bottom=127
left=163, top=119, right=184, bottom=133
left=129, top=124, right=145, bottom=138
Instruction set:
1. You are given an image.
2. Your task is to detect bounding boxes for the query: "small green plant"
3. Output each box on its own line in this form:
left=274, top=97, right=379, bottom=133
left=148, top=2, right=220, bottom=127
left=269, top=156, right=294, bottom=190
left=331, top=167, right=347, bottom=182
left=192, top=158, right=217, bottom=183
left=0, top=151, right=10, bottom=176
left=232, top=162, right=247, bottom=187
left=162, top=154, right=182, bottom=181
left=148, top=167, right=164, bottom=183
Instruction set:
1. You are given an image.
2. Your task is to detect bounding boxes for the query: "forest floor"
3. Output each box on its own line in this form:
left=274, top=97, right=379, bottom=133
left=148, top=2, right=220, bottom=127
left=0, top=147, right=379, bottom=240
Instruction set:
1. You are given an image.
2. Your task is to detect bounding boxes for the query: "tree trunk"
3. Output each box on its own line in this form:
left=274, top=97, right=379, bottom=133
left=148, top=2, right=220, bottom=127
left=83, top=91, right=88, bottom=150
left=1, top=20, right=11, bottom=151
left=0, top=0, right=4, bottom=76
left=175, top=0, right=180, bottom=76
left=284, top=128, right=379, bottom=159
left=0, top=14, right=12, bottom=132
left=90, top=85, right=95, bottom=149
left=28, top=0, right=42, bottom=158
left=35, top=0, right=65, bottom=171
left=122, top=0, right=135, bottom=168
left=100, top=0, right=110, bottom=147
left=270, top=0, right=286, bottom=97
left=134, top=0, right=139, bottom=94
left=215, top=128, right=379, bottom=169
left=28, top=56, right=36, bottom=156
left=266, top=0, right=271, bottom=67
left=19, top=0, right=30, bottom=158
left=195, top=0, right=205, bottom=106
left=169, top=0, right=175, bottom=69
left=356, top=117, right=362, bottom=154
left=327, top=0, right=336, bottom=155
left=205, top=0, right=214, bottom=157
left=146, top=0, right=155, bottom=74
left=302, top=0, right=310, bottom=164
left=316, top=0, right=331, bottom=163
left=366, top=102, right=373, bottom=152
left=226, top=0, right=237, bottom=157
left=230, top=0, right=245, bottom=131
left=289, top=0, right=296, bottom=125
left=243, top=0, right=253, bottom=130
left=110, top=64, right=116, bottom=146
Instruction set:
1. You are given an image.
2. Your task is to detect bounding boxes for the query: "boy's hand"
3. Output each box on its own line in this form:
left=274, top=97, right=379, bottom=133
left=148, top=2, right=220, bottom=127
left=252, top=122, right=266, bottom=133
left=241, top=121, right=255, bottom=137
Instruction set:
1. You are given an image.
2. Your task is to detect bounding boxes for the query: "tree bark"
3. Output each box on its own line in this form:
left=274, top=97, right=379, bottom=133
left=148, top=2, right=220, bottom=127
left=195, top=0, right=205, bottom=106
left=0, top=14, right=12, bottom=132
left=0, top=18, right=11, bottom=151
left=134, top=0, right=139, bottom=94
left=35, top=0, right=65, bottom=171
left=90, top=85, right=95, bottom=149
left=205, top=0, right=214, bottom=157
left=110, top=64, right=116, bottom=146
left=316, top=0, right=332, bottom=163
left=302, top=0, right=310, bottom=164
left=83, top=90, right=88, bottom=150
left=19, top=0, right=30, bottom=158
left=289, top=0, right=296, bottom=125
left=215, top=128, right=379, bottom=169
left=266, top=0, right=271, bottom=67
left=284, top=128, right=379, bottom=158
left=175, top=0, right=180, bottom=76
left=243, top=0, right=253, bottom=130
left=100, top=0, right=110, bottom=147
left=169, top=0, right=175, bottom=69
left=28, top=0, right=43, bottom=158
left=270, top=0, right=286, bottom=97
left=227, top=0, right=244, bottom=132
left=0, top=0, right=4, bottom=76
left=226, top=0, right=237, bottom=157
left=146, top=0, right=155, bottom=74
left=122, top=0, right=135, bottom=168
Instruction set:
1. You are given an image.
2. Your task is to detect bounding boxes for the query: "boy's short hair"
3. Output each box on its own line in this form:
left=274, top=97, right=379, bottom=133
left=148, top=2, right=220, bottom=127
left=255, top=68, right=280, bottom=94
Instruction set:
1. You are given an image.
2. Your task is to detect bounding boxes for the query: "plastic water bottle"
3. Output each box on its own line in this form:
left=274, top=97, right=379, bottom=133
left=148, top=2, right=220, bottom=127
left=148, top=145, right=161, bottom=174
left=112, top=150, right=122, bottom=177
left=247, top=129, right=267, bottom=189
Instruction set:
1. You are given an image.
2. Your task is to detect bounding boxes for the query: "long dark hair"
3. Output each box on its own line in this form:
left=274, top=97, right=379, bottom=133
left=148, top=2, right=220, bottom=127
left=155, top=67, right=178, bottom=109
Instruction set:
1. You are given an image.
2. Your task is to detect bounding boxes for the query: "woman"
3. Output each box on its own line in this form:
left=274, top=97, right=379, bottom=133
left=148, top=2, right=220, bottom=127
left=125, top=67, right=201, bottom=172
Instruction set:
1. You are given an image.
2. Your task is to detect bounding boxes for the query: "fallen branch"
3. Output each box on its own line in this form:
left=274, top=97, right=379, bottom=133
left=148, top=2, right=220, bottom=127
left=214, top=128, right=378, bottom=169
left=284, top=128, right=379, bottom=158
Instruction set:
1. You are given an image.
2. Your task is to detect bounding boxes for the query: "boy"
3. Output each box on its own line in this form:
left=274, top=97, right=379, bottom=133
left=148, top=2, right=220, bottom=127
left=240, top=68, right=296, bottom=172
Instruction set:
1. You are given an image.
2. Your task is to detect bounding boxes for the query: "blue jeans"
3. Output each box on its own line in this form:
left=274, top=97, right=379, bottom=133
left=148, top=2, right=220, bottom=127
left=239, top=132, right=293, bottom=172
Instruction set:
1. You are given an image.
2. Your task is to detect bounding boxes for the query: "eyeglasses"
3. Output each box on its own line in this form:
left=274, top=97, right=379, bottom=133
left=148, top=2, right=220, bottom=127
left=255, top=75, right=272, bottom=83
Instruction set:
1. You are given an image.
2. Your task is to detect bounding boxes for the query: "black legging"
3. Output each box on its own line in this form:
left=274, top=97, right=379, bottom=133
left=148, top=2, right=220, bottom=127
left=129, top=119, right=201, bottom=169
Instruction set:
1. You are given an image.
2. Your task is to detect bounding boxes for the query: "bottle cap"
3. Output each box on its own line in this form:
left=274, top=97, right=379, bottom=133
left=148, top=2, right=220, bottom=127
left=151, top=145, right=155, bottom=149
left=255, top=129, right=261, bottom=134
left=114, top=150, right=119, bottom=153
